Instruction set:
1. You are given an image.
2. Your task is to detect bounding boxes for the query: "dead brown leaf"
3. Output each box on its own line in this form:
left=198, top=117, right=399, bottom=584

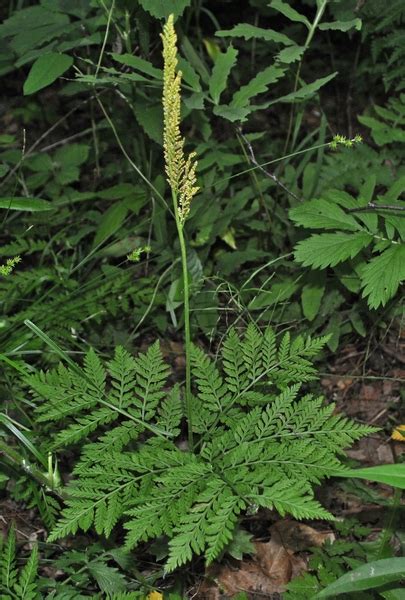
left=195, top=520, right=334, bottom=598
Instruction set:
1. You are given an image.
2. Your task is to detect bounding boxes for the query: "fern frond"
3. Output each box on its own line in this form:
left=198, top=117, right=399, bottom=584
left=205, top=494, right=244, bottom=564
left=34, top=329, right=373, bottom=571
left=52, top=406, right=118, bottom=448
left=249, top=480, right=334, bottom=520
left=241, top=323, right=263, bottom=383
left=222, top=327, right=247, bottom=394
left=0, top=523, right=17, bottom=592
left=156, top=384, right=183, bottom=435
left=0, top=525, right=39, bottom=600
left=13, top=544, right=38, bottom=600
left=166, top=478, right=228, bottom=572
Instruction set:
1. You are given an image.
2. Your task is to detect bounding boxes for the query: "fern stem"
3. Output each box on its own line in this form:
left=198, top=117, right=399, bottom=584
left=172, top=191, right=194, bottom=451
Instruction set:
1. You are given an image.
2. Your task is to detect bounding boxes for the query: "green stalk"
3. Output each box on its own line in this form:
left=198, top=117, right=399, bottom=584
left=283, top=0, right=328, bottom=154
left=172, top=191, right=193, bottom=450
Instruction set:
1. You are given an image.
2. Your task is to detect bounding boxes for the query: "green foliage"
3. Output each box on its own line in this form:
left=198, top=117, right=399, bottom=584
left=315, top=558, right=405, bottom=598
left=27, top=326, right=374, bottom=571
left=290, top=188, right=405, bottom=309
left=0, top=524, right=39, bottom=600
left=24, top=52, right=73, bottom=95
left=359, top=94, right=405, bottom=146
left=0, top=0, right=402, bottom=592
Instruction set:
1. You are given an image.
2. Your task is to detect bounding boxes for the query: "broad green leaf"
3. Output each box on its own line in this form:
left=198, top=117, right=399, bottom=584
left=290, top=198, right=363, bottom=231
left=213, top=105, right=250, bottom=122
left=209, top=46, right=238, bottom=104
left=269, top=0, right=310, bottom=28
left=335, top=464, right=405, bottom=489
left=93, top=203, right=128, bottom=248
left=231, top=65, right=286, bottom=108
left=216, top=24, right=294, bottom=46
left=318, top=19, right=362, bottom=32
left=270, top=72, right=337, bottom=105
left=111, top=53, right=162, bottom=79
left=23, top=53, right=73, bottom=95
left=301, top=273, right=325, bottom=321
left=361, top=244, right=405, bottom=309
left=0, top=197, right=52, bottom=211
left=294, top=232, right=372, bottom=269
left=137, top=0, right=191, bottom=19
left=315, top=558, right=405, bottom=598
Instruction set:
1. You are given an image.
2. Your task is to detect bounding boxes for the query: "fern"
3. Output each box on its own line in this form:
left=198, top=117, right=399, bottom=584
left=0, top=524, right=39, bottom=599
left=28, top=328, right=375, bottom=571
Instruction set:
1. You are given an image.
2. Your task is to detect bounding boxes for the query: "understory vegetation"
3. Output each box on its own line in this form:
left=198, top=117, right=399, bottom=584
left=0, top=0, right=404, bottom=598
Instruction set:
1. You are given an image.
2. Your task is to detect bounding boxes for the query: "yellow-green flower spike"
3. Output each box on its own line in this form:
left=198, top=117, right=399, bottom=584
left=161, top=14, right=199, bottom=223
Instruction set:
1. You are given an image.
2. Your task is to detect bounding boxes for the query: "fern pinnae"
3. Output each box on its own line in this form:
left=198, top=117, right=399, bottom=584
left=156, top=384, right=183, bottom=436
left=190, top=344, right=230, bottom=413
left=1, top=523, right=17, bottom=591
left=14, top=544, right=38, bottom=600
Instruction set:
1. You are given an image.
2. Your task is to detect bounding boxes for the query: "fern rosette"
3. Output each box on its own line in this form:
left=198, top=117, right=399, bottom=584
left=27, top=325, right=374, bottom=571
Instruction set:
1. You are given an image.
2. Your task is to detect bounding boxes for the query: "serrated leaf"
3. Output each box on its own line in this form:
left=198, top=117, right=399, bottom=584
left=360, top=244, right=405, bottom=309
left=294, top=232, right=372, bottom=269
left=270, top=0, right=310, bottom=28
left=276, top=45, right=305, bottom=64
left=88, top=560, right=127, bottom=594
left=138, top=0, right=191, bottom=19
left=14, top=544, right=38, bottom=600
left=23, top=53, right=73, bottom=95
left=209, top=46, right=238, bottom=104
left=216, top=23, right=294, bottom=46
left=290, top=198, right=362, bottom=231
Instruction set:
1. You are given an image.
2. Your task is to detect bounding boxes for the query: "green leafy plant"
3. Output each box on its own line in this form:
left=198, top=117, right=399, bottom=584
left=27, top=323, right=375, bottom=571
left=290, top=181, right=405, bottom=310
